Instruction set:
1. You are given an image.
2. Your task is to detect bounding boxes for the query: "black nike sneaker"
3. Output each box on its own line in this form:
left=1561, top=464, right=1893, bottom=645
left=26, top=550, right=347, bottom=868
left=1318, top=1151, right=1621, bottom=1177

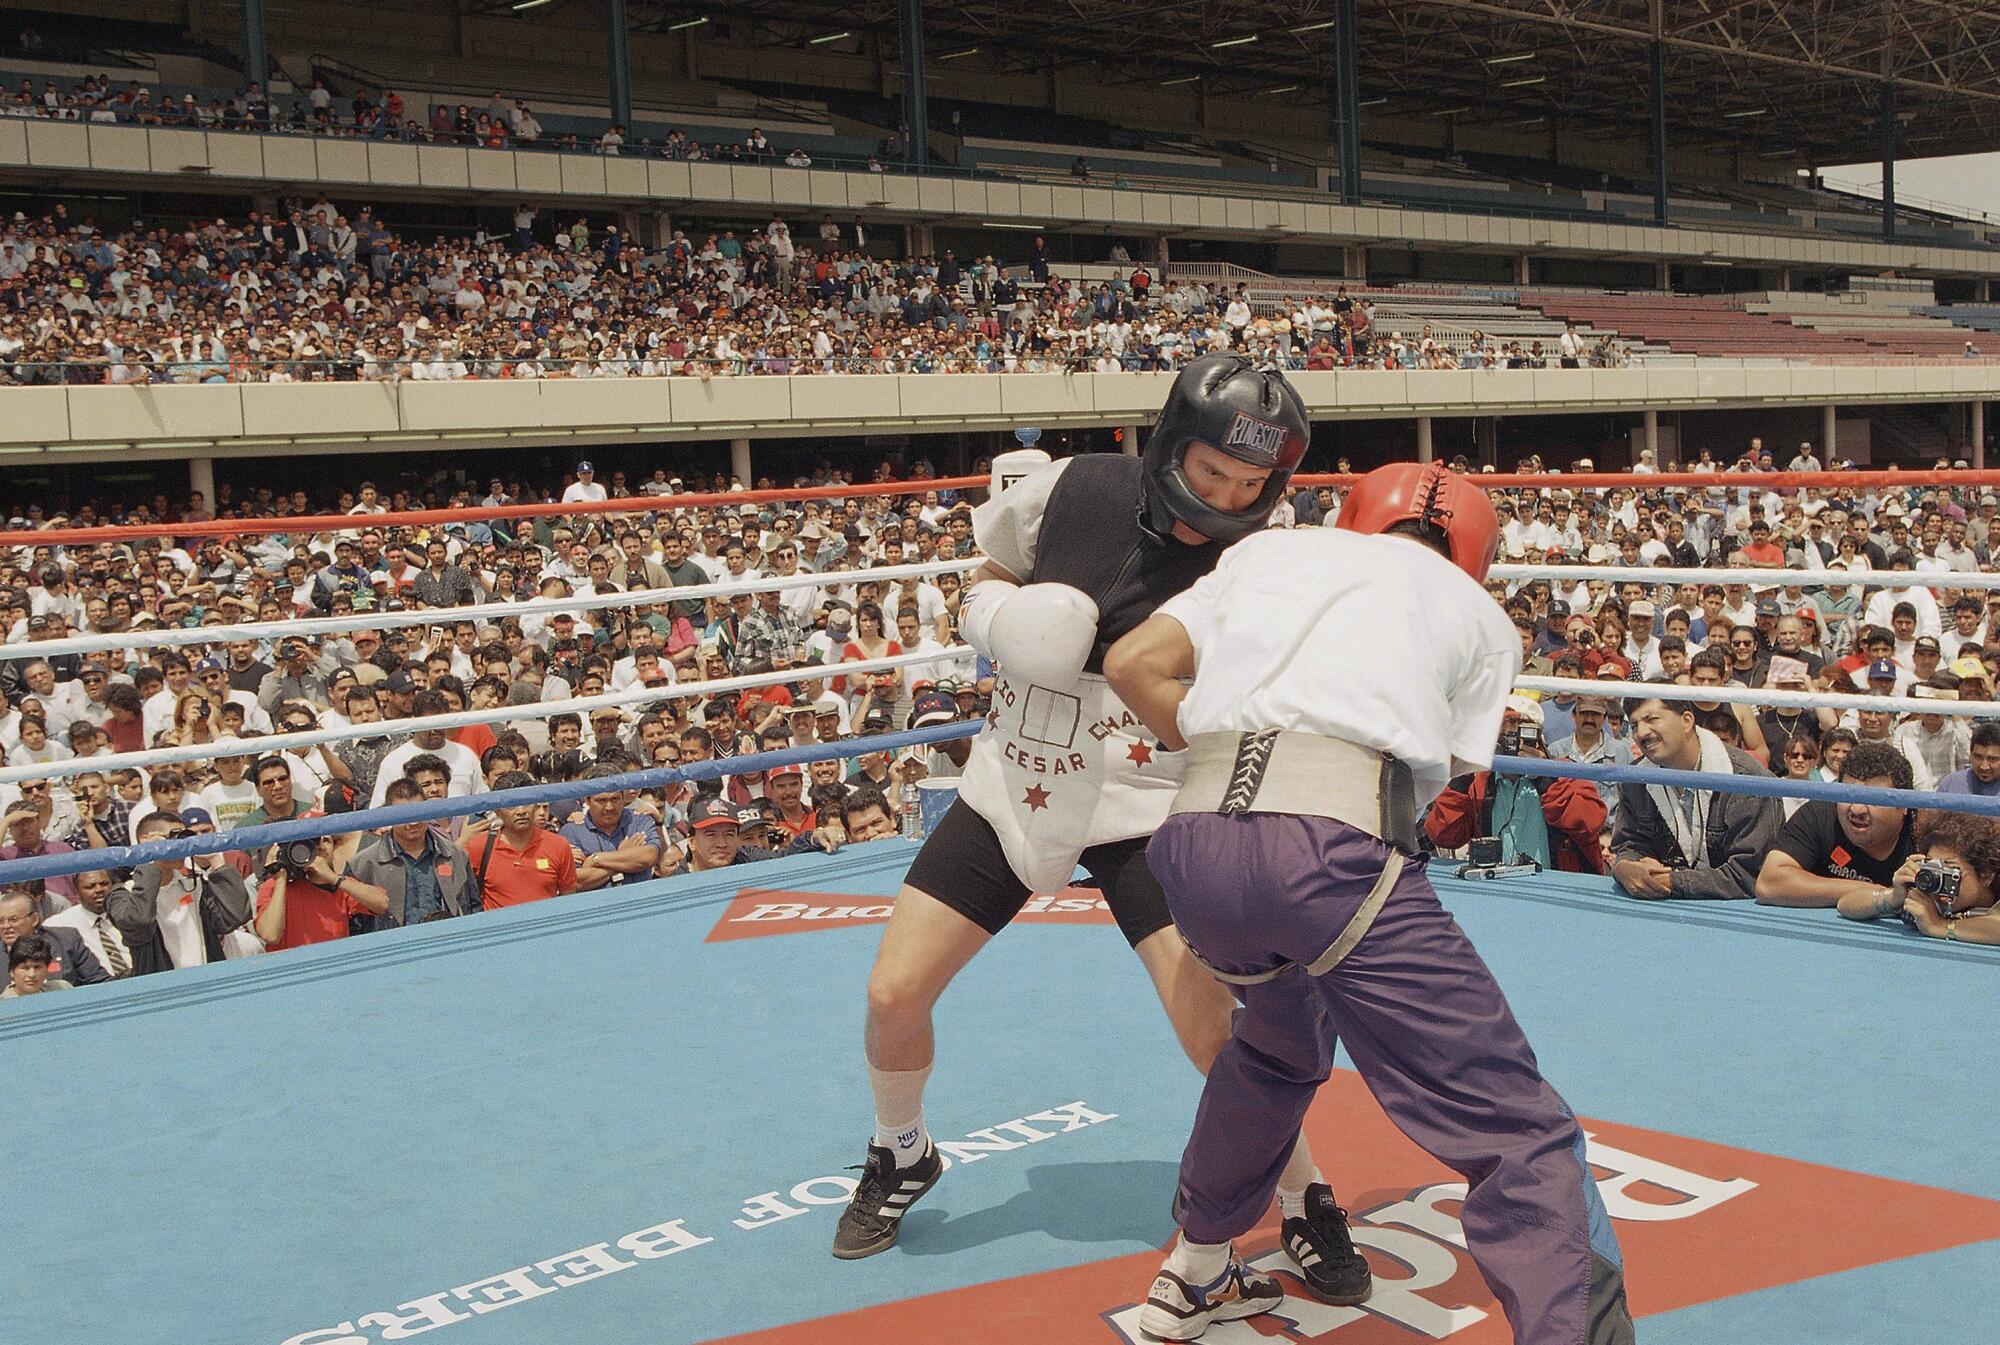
left=831, top=1141, right=944, bottom=1259
left=1281, top=1183, right=1373, bottom=1305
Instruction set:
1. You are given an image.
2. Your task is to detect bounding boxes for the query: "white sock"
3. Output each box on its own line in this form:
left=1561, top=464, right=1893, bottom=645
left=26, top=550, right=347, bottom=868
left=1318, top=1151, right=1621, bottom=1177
left=1163, top=1232, right=1232, bottom=1287
left=1276, top=1136, right=1324, bottom=1220
left=869, top=1062, right=933, bottom=1169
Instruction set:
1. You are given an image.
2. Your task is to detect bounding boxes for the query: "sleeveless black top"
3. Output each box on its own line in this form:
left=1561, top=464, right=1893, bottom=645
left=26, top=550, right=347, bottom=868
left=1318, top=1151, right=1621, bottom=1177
left=1027, top=455, right=1225, bottom=674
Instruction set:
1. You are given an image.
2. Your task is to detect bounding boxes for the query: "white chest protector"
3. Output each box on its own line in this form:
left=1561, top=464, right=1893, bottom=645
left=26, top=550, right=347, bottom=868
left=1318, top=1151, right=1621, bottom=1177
left=956, top=670, right=1185, bottom=892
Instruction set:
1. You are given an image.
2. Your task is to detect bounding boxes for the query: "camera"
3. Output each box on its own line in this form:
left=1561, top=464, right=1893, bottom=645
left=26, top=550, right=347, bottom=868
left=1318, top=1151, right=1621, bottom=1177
left=1468, top=836, right=1504, bottom=867
left=1913, top=858, right=1962, bottom=913
left=1497, top=720, right=1542, bottom=755
left=270, top=838, right=320, bottom=880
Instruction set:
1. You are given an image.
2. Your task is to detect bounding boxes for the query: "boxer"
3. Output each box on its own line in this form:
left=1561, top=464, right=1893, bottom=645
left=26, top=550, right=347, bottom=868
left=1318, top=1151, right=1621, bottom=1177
left=1106, top=463, right=1634, bottom=1342
left=833, top=356, right=1370, bottom=1308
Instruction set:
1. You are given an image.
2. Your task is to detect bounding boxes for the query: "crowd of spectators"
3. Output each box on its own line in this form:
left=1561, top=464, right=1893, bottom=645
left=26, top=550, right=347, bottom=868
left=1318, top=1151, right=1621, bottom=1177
left=0, top=192, right=1628, bottom=386
left=8, top=434, right=2000, bottom=999
left=0, top=458, right=985, bottom=988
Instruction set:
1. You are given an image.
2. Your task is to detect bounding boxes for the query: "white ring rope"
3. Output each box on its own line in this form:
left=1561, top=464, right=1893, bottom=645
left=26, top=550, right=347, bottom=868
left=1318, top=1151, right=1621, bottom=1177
left=1493, top=562, right=2000, bottom=591
left=1518, top=674, right=2000, bottom=719
left=0, top=649, right=954, bottom=787
left=0, top=557, right=984, bottom=663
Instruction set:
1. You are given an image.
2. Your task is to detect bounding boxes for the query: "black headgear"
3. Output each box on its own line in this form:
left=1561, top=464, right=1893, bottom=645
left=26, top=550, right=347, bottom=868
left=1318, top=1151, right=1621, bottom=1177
left=1139, top=354, right=1309, bottom=545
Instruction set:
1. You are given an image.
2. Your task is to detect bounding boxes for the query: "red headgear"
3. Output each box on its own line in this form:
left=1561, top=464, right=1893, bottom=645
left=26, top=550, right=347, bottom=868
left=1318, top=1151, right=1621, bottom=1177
left=1335, top=463, right=1501, bottom=583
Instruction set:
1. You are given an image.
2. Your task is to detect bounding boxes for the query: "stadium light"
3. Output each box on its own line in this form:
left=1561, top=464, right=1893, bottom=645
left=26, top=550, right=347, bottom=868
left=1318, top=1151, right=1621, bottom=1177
left=1358, top=96, right=1388, bottom=106
left=1485, top=51, right=1536, bottom=64
left=1429, top=106, right=1470, bottom=117
left=511, top=0, right=553, bottom=10
left=1724, top=107, right=1770, bottom=118
left=1502, top=75, right=1546, bottom=88
left=810, top=31, right=851, bottom=45
left=940, top=47, right=978, bottom=60
left=981, top=221, right=1046, bottom=230
left=1264, top=84, right=1300, bottom=95
left=1159, top=74, right=1202, bottom=86
left=667, top=16, right=709, bottom=31
left=1290, top=21, right=1337, bottom=34
left=1211, top=34, right=1260, bottom=49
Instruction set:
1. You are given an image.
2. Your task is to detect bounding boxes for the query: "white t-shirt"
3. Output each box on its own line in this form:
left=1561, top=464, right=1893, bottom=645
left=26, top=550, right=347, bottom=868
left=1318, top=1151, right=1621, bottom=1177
left=198, top=778, right=261, bottom=830
left=369, top=739, right=485, bottom=807
left=561, top=480, right=609, bottom=504
left=1158, top=530, right=1520, bottom=806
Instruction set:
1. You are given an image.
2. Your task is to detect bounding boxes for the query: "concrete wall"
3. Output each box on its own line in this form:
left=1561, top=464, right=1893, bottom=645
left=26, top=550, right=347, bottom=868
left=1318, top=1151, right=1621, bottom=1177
left=5, top=366, right=1996, bottom=466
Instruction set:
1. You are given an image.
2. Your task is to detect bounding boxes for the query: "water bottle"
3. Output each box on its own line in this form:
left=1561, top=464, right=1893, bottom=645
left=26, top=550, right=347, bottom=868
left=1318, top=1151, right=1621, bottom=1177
left=900, top=781, right=921, bottom=840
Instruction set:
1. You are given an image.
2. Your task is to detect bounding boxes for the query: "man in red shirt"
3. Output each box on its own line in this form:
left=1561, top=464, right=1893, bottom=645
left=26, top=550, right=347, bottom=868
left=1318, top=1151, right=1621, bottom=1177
left=765, top=764, right=816, bottom=839
left=253, top=835, right=387, bottom=952
left=462, top=770, right=578, bottom=908
left=1738, top=518, right=1786, bottom=567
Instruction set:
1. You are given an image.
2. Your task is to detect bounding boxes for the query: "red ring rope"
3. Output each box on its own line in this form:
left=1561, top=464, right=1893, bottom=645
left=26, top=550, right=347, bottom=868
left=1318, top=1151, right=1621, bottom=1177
left=6, top=465, right=1997, bottom=550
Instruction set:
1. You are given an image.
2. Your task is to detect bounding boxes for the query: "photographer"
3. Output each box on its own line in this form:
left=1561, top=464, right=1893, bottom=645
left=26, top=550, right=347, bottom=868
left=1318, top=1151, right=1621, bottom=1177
left=256, top=636, right=329, bottom=714
left=106, top=812, right=257, bottom=974
left=1425, top=697, right=1607, bottom=873
left=1754, top=741, right=1915, bottom=908
left=252, top=832, right=387, bottom=952
left=1838, top=809, right=2000, bottom=944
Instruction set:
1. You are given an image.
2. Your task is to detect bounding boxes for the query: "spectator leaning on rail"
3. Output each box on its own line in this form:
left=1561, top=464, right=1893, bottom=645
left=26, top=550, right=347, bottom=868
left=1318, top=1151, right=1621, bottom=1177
left=1424, top=696, right=1607, bottom=873
left=1837, top=808, right=2000, bottom=944
left=1610, top=683, right=1782, bottom=901
left=1753, top=741, right=1916, bottom=909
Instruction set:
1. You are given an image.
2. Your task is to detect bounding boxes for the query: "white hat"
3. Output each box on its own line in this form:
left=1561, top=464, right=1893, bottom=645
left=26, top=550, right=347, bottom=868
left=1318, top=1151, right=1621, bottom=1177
left=1505, top=694, right=1544, bottom=726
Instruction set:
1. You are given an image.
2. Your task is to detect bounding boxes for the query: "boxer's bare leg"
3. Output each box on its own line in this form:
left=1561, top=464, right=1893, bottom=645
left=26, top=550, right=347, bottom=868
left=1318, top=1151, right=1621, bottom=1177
left=865, top=882, right=993, bottom=1073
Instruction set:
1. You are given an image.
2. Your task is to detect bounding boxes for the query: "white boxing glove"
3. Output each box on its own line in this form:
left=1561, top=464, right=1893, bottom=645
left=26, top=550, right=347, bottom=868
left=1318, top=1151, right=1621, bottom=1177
left=960, top=579, right=1100, bottom=691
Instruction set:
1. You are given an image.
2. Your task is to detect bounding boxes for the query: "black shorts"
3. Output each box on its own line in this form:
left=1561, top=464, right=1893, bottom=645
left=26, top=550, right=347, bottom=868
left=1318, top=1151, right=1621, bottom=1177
left=902, top=798, right=1173, bottom=948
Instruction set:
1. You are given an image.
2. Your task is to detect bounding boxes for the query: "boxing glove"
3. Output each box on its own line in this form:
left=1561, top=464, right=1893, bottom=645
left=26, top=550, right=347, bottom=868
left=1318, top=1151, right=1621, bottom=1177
left=960, top=580, right=1100, bottom=691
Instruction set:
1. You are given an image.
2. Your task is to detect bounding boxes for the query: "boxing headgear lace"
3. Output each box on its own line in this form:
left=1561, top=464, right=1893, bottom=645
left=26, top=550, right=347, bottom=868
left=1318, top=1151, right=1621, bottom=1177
left=1139, top=353, right=1310, bottom=545
left=1335, top=462, right=1502, bottom=583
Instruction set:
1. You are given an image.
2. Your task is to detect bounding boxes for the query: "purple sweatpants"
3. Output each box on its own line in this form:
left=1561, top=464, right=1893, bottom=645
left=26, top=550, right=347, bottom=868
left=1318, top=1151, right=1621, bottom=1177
left=1152, top=812, right=1633, bottom=1345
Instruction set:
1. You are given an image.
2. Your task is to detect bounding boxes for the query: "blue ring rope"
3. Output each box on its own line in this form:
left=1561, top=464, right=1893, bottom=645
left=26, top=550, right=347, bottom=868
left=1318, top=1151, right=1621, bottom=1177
left=8, top=724, right=1997, bottom=887
left=0, top=721, right=983, bottom=887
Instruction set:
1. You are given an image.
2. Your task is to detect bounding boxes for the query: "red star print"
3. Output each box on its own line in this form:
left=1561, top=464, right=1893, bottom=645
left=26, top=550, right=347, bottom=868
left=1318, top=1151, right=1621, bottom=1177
left=1127, top=740, right=1154, bottom=766
left=1023, top=784, right=1052, bottom=811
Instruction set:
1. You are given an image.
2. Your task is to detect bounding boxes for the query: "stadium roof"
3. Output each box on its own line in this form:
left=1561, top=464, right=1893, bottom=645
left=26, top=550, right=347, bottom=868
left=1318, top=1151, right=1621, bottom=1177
left=675, top=0, right=2000, bottom=165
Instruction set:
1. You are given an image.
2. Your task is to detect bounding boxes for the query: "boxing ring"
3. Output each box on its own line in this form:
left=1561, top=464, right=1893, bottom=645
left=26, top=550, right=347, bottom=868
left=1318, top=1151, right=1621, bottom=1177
left=6, top=463, right=2000, bottom=1345
left=5, top=840, right=1995, bottom=1345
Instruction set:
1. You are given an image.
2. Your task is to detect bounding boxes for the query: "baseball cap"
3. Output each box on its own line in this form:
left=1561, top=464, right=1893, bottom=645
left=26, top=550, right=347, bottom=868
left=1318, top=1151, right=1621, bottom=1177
left=689, top=794, right=743, bottom=831
left=1915, top=636, right=1942, bottom=654
left=1866, top=658, right=1898, bottom=682
left=861, top=705, right=895, bottom=732
left=1628, top=600, right=1655, bottom=618
left=178, top=807, right=215, bottom=828
left=766, top=763, right=805, bottom=781
left=383, top=670, right=416, bottom=693
left=909, top=690, right=957, bottom=729
left=195, top=657, right=224, bottom=674
left=1503, top=694, right=1544, bottom=726
left=577, top=460, right=595, bottom=473
left=1794, top=603, right=1819, bottom=622
left=1755, top=599, right=1782, bottom=617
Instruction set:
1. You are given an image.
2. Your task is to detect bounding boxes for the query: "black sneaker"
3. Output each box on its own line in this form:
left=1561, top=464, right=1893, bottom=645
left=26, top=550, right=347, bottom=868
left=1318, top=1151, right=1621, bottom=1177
left=831, top=1141, right=943, bottom=1260
left=1281, top=1184, right=1372, bottom=1305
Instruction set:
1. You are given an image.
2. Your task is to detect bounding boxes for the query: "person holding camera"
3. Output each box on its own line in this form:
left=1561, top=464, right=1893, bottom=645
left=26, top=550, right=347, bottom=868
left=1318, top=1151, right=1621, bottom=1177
left=257, top=636, right=329, bottom=714
left=1754, top=741, right=1915, bottom=907
left=1837, top=808, right=2000, bottom=944
left=252, top=832, right=387, bottom=953
left=1610, top=685, right=1781, bottom=901
left=1425, top=697, right=1607, bottom=873
left=106, top=812, right=257, bottom=974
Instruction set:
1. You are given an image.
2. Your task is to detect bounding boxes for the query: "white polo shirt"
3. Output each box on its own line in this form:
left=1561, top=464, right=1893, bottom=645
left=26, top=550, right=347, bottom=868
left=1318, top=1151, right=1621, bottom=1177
left=1157, top=529, right=1520, bottom=807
